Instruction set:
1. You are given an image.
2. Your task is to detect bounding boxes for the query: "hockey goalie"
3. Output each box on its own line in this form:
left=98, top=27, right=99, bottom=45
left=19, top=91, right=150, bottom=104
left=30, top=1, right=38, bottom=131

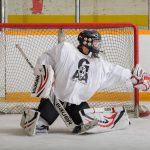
left=20, top=30, right=150, bottom=136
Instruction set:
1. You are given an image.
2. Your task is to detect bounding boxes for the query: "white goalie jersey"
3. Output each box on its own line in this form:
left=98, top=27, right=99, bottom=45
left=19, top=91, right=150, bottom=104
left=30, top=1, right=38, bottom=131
left=36, top=42, right=132, bottom=105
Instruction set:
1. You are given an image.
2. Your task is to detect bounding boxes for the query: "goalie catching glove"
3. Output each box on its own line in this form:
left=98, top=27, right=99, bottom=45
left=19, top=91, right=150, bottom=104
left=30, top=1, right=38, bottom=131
left=131, top=64, right=150, bottom=91
left=32, top=65, right=54, bottom=98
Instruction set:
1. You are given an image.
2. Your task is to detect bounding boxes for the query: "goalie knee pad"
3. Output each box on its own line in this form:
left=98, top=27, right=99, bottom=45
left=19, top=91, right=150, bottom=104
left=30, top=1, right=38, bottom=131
left=79, top=106, right=130, bottom=133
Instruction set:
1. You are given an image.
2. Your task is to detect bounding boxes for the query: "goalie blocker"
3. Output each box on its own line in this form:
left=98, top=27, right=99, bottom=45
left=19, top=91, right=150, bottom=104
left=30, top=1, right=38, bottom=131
left=32, top=65, right=54, bottom=98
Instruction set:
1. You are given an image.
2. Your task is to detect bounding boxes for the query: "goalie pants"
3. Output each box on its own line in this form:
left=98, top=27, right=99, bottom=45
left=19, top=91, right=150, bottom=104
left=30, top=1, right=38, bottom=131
left=37, top=98, right=90, bottom=125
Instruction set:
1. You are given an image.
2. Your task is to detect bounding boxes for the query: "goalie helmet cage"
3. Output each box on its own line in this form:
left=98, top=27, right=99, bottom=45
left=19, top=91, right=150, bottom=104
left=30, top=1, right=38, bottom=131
left=0, top=23, right=139, bottom=116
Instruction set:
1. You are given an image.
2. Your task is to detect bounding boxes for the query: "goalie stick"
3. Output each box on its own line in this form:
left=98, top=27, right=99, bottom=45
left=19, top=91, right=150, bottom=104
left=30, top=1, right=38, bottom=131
left=16, top=44, right=35, bottom=70
left=15, top=44, right=98, bottom=134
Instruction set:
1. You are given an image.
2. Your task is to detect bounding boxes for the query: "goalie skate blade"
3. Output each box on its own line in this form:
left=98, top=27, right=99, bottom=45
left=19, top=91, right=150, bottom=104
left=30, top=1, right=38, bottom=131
left=72, top=119, right=98, bottom=135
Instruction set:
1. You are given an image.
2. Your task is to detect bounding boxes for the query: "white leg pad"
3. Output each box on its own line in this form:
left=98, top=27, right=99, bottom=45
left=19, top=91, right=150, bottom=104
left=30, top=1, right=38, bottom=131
left=79, top=106, right=130, bottom=133
left=20, top=108, right=40, bottom=136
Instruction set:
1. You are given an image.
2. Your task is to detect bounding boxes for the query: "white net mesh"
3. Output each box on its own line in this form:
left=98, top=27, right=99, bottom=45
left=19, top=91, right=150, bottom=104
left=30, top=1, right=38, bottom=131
left=0, top=23, right=139, bottom=115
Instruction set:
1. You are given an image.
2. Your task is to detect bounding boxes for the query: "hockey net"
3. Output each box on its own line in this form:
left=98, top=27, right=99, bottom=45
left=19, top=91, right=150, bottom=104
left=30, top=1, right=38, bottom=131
left=0, top=23, right=139, bottom=115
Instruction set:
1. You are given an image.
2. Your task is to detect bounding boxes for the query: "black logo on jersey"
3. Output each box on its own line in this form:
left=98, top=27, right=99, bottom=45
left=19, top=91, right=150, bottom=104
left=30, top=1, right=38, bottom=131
left=72, top=58, right=90, bottom=84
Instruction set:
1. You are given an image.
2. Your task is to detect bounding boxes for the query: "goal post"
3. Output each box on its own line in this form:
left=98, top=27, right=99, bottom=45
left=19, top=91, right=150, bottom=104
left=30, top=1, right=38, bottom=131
left=0, top=23, right=139, bottom=115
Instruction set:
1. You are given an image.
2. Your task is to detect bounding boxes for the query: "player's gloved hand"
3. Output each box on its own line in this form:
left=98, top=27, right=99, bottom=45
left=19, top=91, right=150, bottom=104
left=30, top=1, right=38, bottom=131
left=34, top=65, right=45, bottom=76
left=133, top=80, right=150, bottom=91
left=131, top=64, right=144, bottom=84
left=131, top=65, right=150, bottom=91
left=32, top=65, right=54, bottom=98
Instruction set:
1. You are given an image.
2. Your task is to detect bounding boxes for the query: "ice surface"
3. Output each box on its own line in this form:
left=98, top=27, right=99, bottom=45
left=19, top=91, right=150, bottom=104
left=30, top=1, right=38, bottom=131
left=0, top=103, right=150, bottom=150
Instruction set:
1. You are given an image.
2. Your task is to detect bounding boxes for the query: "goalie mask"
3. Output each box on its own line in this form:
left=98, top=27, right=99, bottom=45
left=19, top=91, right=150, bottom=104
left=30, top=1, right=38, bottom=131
left=78, top=30, right=101, bottom=56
